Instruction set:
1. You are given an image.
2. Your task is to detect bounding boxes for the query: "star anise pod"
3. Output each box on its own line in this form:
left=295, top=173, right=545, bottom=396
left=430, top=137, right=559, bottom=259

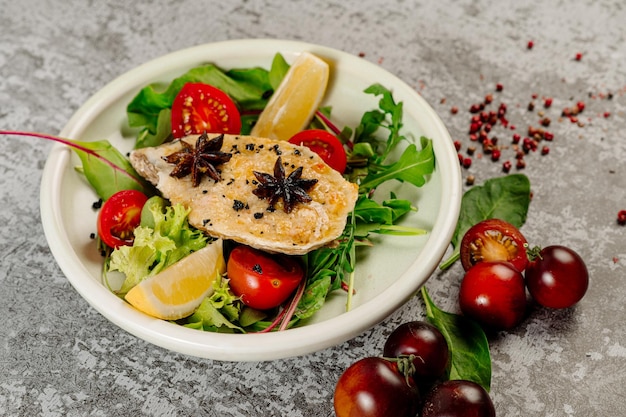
left=163, top=132, right=232, bottom=186
left=252, top=157, right=318, bottom=213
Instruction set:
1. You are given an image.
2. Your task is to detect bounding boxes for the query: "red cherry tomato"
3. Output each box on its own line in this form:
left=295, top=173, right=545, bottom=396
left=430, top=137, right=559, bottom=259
left=288, top=129, right=347, bottom=173
left=525, top=245, right=589, bottom=309
left=171, top=83, right=242, bottom=138
left=459, top=261, right=527, bottom=330
left=226, top=245, right=304, bottom=310
left=97, top=190, right=148, bottom=249
left=460, top=218, right=528, bottom=272
left=334, top=357, right=421, bottom=417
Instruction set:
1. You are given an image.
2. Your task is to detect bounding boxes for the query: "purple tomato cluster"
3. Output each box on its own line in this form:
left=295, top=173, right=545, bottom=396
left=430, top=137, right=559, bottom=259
left=333, top=321, right=495, bottom=417
left=459, top=219, right=589, bottom=330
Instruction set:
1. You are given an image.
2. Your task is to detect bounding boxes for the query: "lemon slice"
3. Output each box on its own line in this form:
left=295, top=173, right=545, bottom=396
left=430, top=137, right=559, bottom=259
left=125, top=239, right=225, bottom=320
left=251, top=51, right=329, bottom=140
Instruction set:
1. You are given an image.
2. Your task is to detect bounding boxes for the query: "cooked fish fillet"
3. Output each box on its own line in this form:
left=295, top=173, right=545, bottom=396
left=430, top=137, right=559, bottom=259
left=129, top=133, right=358, bottom=255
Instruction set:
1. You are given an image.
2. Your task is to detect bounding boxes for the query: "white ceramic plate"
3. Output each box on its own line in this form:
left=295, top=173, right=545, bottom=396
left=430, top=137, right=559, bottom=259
left=40, top=39, right=461, bottom=361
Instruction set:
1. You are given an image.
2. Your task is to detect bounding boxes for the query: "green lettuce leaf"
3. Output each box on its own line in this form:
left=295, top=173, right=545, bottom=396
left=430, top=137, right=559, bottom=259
left=108, top=198, right=207, bottom=295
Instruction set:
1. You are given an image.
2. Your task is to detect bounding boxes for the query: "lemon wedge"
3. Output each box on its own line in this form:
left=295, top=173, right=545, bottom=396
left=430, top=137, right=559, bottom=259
left=125, top=239, right=225, bottom=320
left=251, top=51, right=329, bottom=141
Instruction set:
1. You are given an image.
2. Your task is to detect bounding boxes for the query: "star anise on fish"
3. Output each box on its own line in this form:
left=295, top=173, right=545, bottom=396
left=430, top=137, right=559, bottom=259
left=252, top=157, right=318, bottom=213
left=163, top=132, right=232, bottom=186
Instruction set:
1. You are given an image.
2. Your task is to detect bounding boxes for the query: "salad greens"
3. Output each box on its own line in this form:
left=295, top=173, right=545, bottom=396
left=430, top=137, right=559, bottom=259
left=68, top=52, right=437, bottom=332
left=108, top=196, right=208, bottom=295
left=127, top=53, right=290, bottom=148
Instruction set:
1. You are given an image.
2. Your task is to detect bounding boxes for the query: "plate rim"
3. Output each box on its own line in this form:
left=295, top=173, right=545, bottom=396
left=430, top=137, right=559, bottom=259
left=40, top=38, right=462, bottom=361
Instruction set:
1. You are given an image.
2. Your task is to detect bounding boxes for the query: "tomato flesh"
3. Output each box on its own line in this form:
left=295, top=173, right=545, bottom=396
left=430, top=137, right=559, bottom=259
left=459, top=261, right=527, bottom=330
left=97, top=190, right=148, bottom=249
left=461, top=218, right=528, bottom=272
left=171, top=83, right=242, bottom=138
left=227, top=245, right=304, bottom=310
left=334, top=357, right=421, bottom=417
left=288, top=129, right=347, bottom=173
left=525, top=245, right=589, bottom=309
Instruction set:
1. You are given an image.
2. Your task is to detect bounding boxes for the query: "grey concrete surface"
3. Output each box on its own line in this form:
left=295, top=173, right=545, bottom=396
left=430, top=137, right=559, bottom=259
left=1, top=0, right=625, bottom=415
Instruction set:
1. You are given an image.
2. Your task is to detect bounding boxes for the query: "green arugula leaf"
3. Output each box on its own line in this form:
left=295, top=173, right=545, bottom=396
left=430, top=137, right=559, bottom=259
left=440, top=174, right=531, bottom=269
left=358, top=137, right=435, bottom=193
left=421, top=287, right=492, bottom=392
left=355, top=83, right=404, bottom=162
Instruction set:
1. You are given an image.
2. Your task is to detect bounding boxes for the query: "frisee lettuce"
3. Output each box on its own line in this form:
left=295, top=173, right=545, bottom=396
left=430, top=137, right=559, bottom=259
left=108, top=196, right=207, bottom=295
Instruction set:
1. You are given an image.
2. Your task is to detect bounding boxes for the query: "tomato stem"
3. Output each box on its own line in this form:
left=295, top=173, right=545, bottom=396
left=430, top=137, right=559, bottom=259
left=524, top=243, right=543, bottom=262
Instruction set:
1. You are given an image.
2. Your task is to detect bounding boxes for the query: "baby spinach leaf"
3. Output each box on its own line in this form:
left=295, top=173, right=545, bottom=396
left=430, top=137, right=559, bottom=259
left=440, top=173, right=531, bottom=270
left=268, top=52, right=290, bottom=90
left=421, top=287, right=492, bottom=392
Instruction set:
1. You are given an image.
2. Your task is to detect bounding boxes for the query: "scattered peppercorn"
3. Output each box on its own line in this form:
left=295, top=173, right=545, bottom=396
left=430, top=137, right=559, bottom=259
left=618, top=210, right=626, bottom=226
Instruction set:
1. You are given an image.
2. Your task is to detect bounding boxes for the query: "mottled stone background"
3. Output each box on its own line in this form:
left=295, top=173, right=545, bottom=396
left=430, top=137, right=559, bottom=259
left=1, top=0, right=625, bottom=416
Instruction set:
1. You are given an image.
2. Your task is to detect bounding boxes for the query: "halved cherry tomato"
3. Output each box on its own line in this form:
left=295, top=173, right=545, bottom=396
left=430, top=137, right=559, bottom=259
left=171, top=83, right=242, bottom=138
left=227, top=245, right=304, bottom=310
left=460, top=218, right=528, bottom=272
left=288, top=129, right=347, bottom=173
left=97, top=190, right=148, bottom=248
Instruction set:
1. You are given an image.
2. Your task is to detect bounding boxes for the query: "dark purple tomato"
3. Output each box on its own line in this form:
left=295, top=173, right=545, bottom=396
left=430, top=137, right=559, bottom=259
left=525, top=245, right=589, bottom=309
left=422, top=380, right=495, bottom=417
left=334, top=357, right=421, bottom=417
left=383, top=321, right=450, bottom=381
left=459, top=261, right=527, bottom=330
